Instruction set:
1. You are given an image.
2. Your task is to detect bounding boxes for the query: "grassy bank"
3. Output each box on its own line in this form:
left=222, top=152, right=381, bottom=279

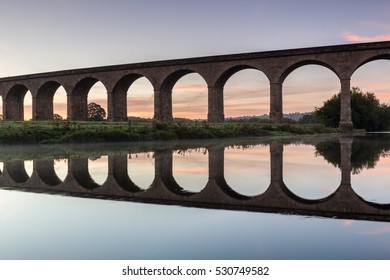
left=0, top=120, right=339, bottom=144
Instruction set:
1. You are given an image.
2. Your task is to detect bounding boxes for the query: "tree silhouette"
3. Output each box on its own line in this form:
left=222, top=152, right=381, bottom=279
left=53, top=114, right=63, bottom=120
left=87, top=102, right=106, bottom=121
left=315, top=136, right=390, bottom=174
left=315, top=87, right=390, bottom=131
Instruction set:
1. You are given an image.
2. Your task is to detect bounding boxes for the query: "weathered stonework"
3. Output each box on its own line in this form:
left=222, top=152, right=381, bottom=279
left=1, top=41, right=390, bottom=128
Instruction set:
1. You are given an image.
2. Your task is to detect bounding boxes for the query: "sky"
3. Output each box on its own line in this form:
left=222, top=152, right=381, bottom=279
left=1, top=0, right=390, bottom=119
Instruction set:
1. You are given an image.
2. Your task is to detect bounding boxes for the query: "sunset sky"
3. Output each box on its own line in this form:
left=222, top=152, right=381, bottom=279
left=1, top=0, right=390, bottom=119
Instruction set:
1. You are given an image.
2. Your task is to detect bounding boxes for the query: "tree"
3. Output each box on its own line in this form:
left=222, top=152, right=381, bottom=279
left=315, top=87, right=390, bottom=131
left=87, top=102, right=106, bottom=121
left=53, top=114, right=63, bottom=120
left=298, top=113, right=317, bottom=124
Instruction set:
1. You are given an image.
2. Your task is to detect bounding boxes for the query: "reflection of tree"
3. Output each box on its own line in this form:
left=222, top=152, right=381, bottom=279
left=88, top=155, right=102, bottom=161
left=54, top=158, right=67, bottom=163
left=315, top=136, right=390, bottom=174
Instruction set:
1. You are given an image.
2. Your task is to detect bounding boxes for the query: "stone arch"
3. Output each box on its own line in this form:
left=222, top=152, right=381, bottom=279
left=35, top=159, right=62, bottom=186
left=207, top=65, right=270, bottom=122
left=68, top=158, right=100, bottom=190
left=283, top=64, right=340, bottom=115
left=111, top=74, right=154, bottom=121
left=156, top=69, right=207, bottom=121
left=351, top=53, right=390, bottom=76
left=351, top=54, right=390, bottom=103
left=279, top=60, right=340, bottom=84
left=222, top=66, right=270, bottom=118
left=4, top=84, right=30, bottom=120
left=172, top=148, right=209, bottom=193
left=152, top=150, right=193, bottom=196
left=108, top=155, right=144, bottom=192
left=172, top=73, right=208, bottom=120
left=69, top=77, right=107, bottom=120
left=160, top=69, right=198, bottom=92
left=224, top=144, right=270, bottom=196
left=215, top=65, right=268, bottom=88
left=272, top=60, right=342, bottom=124
left=35, top=81, right=66, bottom=120
left=4, top=161, right=30, bottom=183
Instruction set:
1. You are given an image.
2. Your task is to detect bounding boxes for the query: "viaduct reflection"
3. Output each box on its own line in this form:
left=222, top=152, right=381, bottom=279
left=1, top=137, right=390, bottom=222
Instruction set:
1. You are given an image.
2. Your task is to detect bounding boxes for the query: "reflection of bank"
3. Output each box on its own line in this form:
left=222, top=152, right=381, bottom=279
left=0, top=138, right=390, bottom=222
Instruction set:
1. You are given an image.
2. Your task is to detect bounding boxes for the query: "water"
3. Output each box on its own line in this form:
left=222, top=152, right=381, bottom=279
left=0, top=135, right=390, bottom=260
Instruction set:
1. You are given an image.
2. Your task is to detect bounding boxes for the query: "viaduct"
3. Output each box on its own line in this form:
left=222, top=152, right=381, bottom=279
left=1, top=137, right=390, bottom=222
left=0, top=41, right=390, bottom=129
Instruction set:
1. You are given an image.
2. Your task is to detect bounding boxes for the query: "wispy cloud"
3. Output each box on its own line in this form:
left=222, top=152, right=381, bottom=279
left=174, top=84, right=207, bottom=92
left=173, top=168, right=208, bottom=175
left=343, top=32, right=390, bottom=42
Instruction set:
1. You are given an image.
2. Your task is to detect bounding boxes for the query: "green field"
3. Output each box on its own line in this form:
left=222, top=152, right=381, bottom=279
left=0, top=120, right=340, bottom=145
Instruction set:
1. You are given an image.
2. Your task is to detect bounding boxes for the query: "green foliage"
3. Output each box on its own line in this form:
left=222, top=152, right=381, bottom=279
left=315, top=87, right=390, bottom=131
left=53, top=114, right=63, bottom=120
left=315, top=136, right=390, bottom=174
left=87, top=102, right=106, bottom=121
left=0, top=121, right=339, bottom=145
left=298, top=113, right=318, bottom=124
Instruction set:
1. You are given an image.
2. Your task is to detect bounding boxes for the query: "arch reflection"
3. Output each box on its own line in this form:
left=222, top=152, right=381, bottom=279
left=0, top=136, right=390, bottom=222
left=224, top=145, right=270, bottom=196
left=172, top=148, right=208, bottom=193
left=283, top=144, right=340, bottom=200
left=127, top=152, right=155, bottom=190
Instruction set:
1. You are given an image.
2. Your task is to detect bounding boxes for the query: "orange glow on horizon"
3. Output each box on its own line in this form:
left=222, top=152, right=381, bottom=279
left=173, top=168, right=208, bottom=175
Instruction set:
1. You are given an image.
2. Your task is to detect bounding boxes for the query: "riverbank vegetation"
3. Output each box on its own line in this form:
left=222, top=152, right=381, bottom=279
left=0, top=120, right=338, bottom=145
left=315, top=87, right=390, bottom=131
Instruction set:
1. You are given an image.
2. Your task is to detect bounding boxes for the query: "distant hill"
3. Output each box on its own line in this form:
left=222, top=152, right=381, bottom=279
left=225, top=112, right=313, bottom=122
left=128, top=112, right=314, bottom=123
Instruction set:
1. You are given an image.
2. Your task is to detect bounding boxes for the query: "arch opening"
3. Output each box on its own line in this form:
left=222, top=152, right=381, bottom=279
left=127, top=152, right=154, bottom=190
left=283, top=65, right=340, bottom=120
left=24, top=91, right=32, bottom=121
left=223, top=68, right=270, bottom=119
left=352, top=59, right=390, bottom=106
left=70, top=78, right=107, bottom=120
left=53, top=86, right=67, bottom=120
left=5, top=85, right=31, bottom=121
left=88, top=81, right=107, bottom=121
left=88, top=155, right=108, bottom=186
left=172, top=148, right=208, bottom=193
left=53, top=158, right=68, bottom=182
left=126, top=77, right=154, bottom=120
left=224, top=144, right=270, bottom=196
left=283, top=144, right=340, bottom=200
left=36, top=81, right=67, bottom=120
left=171, top=73, right=208, bottom=121
left=351, top=147, right=390, bottom=204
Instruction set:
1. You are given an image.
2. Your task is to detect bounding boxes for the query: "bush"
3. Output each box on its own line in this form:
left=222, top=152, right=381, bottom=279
left=315, top=87, right=390, bottom=131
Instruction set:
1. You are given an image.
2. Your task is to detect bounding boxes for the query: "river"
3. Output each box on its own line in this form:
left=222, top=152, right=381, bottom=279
left=0, top=134, right=389, bottom=259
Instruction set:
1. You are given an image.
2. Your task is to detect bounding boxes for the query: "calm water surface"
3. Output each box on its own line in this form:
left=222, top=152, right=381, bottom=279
left=0, top=135, right=390, bottom=260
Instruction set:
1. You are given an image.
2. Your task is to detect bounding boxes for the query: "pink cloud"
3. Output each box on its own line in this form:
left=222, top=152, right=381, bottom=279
left=343, top=32, right=390, bottom=42
left=341, top=220, right=356, bottom=226
left=173, top=168, right=208, bottom=175
left=174, top=84, right=207, bottom=92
